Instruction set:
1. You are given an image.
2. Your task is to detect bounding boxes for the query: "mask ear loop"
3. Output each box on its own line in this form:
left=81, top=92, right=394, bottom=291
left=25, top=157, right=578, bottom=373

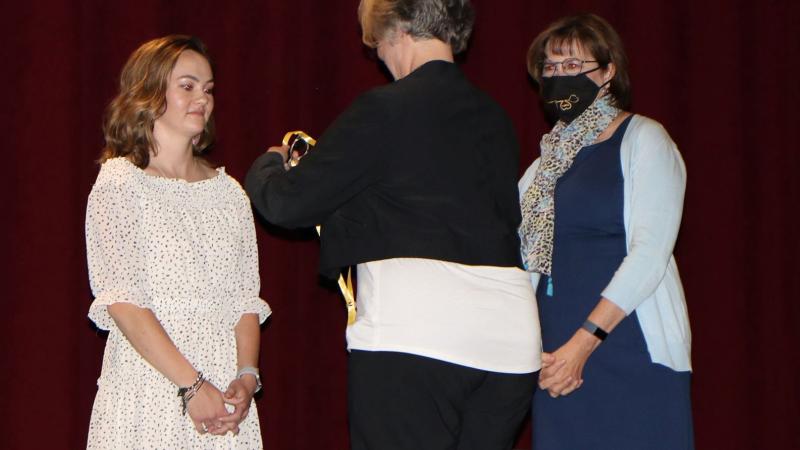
left=579, top=64, right=613, bottom=97
left=599, top=64, right=613, bottom=97
left=600, top=78, right=612, bottom=97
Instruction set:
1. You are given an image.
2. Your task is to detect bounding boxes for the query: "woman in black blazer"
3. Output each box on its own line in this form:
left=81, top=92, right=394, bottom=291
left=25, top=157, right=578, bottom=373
left=246, top=1, right=541, bottom=449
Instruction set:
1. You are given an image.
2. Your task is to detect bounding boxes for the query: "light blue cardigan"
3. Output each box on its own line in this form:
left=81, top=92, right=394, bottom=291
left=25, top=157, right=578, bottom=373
left=519, top=115, right=692, bottom=372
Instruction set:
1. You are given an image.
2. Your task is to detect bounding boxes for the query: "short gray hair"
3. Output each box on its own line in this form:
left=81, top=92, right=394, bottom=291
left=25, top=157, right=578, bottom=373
left=359, top=0, right=475, bottom=54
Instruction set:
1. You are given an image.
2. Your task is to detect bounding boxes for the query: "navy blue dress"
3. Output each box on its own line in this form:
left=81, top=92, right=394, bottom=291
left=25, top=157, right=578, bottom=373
left=532, top=116, right=693, bottom=450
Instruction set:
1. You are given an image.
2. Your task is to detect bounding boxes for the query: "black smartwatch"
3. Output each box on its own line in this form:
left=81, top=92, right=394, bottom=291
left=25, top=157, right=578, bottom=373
left=582, top=320, right=609, bottom=341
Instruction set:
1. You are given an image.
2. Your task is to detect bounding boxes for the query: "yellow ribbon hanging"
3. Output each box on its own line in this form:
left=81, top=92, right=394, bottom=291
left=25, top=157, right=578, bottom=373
left=316, top=225, right=356, bottom=325
left=283, top=131, right=357, bottom=325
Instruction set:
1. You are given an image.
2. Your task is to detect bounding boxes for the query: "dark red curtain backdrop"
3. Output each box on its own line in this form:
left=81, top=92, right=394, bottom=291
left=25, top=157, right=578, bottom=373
left=2, top=1, right=798, bottom=449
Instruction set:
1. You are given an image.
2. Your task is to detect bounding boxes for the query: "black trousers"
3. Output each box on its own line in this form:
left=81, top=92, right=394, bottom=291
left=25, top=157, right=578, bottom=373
left=348, top=350, right=536, bottom=450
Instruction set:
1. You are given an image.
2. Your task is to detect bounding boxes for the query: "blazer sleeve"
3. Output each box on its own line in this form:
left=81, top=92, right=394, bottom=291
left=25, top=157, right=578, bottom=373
left=245, top=91, right=390, bottom=228
left=601, top=119, right=687, bottom=314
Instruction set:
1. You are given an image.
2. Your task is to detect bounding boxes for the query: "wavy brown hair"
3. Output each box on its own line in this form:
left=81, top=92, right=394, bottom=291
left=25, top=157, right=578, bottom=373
left=359, top=0, right=474, bottom=54
left=100, top=35, right=215, bottom=168
left=527, top=13, right=631, bottom=109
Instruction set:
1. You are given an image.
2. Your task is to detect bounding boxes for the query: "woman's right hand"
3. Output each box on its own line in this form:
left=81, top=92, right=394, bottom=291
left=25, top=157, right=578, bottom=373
left=267, top=145, right=290, bottom=163
left=187, top=380, right=236, bottom=436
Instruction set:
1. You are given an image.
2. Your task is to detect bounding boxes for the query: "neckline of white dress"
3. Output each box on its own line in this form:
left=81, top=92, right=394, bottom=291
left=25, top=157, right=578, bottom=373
left=117, top=157, right=225, bottom=186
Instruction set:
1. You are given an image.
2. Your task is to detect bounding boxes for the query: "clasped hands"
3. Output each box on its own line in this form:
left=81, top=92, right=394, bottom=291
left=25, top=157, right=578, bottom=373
left=187, top=376, right=259, bottom=436
left=538, top=328, right=602, bottom=398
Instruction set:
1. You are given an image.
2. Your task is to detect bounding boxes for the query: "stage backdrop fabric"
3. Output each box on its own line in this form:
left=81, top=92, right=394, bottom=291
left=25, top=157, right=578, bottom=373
left=1, top=1, right=798, bottom=449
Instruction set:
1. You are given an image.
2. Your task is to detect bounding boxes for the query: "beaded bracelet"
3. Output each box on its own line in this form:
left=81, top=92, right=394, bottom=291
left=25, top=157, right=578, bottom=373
left=177, top=372, right=206, bottom=416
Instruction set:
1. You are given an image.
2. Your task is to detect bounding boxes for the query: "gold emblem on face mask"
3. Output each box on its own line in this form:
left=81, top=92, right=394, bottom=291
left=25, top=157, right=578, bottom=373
left=547, top=94, right=580, bottom=111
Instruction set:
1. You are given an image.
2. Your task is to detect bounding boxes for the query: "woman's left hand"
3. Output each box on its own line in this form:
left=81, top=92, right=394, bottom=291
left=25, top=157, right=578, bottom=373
left=538, top=330, right=600, bottom=398
left=217, top=377, right=258, bottom=434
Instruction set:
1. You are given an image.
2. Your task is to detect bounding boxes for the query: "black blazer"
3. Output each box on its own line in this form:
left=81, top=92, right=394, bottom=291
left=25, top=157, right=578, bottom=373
left=246, top=61, right=523, bottom=279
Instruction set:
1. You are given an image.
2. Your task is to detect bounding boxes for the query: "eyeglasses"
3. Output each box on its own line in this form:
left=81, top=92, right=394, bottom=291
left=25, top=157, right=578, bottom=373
left=541, top=58, right=598, bottom=76
left=282, top=130, right=317, bottom=167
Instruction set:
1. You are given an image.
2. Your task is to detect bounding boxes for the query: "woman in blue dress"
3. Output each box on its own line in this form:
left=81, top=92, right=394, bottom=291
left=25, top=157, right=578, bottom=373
left=518, top=13, right=694, bottom=449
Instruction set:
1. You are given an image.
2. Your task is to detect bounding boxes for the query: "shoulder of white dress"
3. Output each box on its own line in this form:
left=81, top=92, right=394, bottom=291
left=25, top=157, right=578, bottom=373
left=217, top=169, right=241, bottom=190
left=95, top=157, right=142, bottom=188
left=217, top=170, right=252, bottom=202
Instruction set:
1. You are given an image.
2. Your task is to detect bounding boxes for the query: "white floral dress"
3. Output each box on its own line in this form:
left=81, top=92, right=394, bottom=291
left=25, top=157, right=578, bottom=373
left=85, top=157, right=271, bottom=449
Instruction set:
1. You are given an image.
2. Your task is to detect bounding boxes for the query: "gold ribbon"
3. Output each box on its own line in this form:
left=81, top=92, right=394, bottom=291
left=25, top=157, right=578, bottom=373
left=283, top=131, right=357, bottom=325
left=282, top=130, right=317, bottom=147
left=282, top=131, right=317, bottom=167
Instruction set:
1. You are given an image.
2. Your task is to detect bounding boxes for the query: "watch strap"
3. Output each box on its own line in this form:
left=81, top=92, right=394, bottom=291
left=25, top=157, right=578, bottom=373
left=237, top=366, right=262, bottom=393
left=582, top=320, right=609, bottom=341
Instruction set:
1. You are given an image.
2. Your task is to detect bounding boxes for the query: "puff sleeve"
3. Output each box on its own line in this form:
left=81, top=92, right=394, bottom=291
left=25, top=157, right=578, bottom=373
left=85, top=173, right=153, bottom=330
left=229, top=188, right=271, bottom=326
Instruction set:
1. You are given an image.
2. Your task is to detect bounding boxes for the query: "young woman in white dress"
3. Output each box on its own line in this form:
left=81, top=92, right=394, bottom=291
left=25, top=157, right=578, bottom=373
left=85, top=35, right=270, bottom=449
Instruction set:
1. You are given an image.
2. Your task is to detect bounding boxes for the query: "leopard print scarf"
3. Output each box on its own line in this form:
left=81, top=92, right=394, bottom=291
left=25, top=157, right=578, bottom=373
left=519, top=95, right=620, bottom=274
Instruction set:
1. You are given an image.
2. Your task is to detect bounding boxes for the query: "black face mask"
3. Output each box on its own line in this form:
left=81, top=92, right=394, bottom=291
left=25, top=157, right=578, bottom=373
left=541, top=68, right=609, bottom=123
